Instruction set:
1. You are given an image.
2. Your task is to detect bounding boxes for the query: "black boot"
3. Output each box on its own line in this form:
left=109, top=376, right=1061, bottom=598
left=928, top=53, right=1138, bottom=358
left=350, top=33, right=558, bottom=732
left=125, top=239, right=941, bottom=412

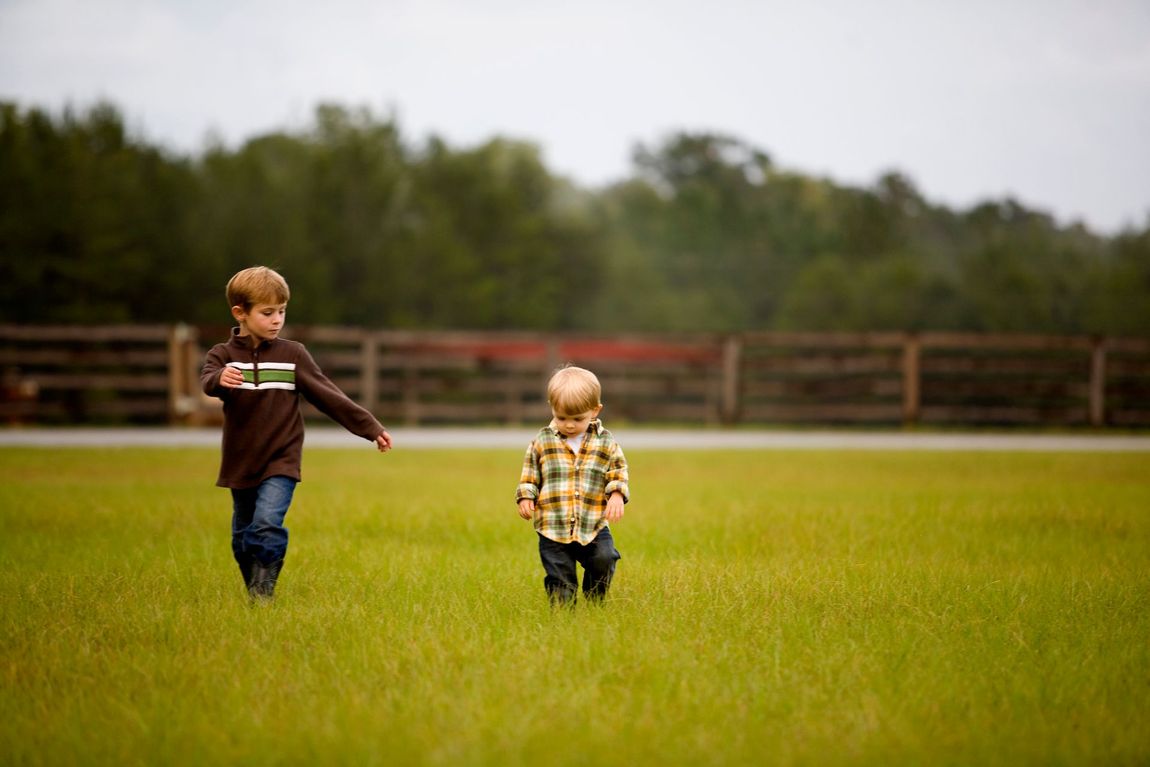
left=249, top=559, right=284, bottom=601
left=237, top=556, right=256, bottom=592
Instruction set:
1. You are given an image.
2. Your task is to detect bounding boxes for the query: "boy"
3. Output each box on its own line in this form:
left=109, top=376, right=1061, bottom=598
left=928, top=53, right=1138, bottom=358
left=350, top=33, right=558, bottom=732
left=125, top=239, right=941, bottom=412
left=201, top=266, right=392, bottom=601
left=516, top=365, right=629, bottom=605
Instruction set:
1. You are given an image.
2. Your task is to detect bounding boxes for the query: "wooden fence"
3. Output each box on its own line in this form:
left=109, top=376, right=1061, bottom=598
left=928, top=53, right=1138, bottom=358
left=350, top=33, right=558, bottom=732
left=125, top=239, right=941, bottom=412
left=2, top=324, right=1148, bottom=428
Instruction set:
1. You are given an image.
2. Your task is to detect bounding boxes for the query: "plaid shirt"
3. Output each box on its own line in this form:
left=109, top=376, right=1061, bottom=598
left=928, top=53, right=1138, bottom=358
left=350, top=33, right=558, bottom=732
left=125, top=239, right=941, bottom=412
left=516, top=419, right=630, bottom=545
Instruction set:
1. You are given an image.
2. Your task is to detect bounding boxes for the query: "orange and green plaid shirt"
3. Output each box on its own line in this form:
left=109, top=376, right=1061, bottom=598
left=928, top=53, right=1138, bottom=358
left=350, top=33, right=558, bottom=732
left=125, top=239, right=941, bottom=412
left=516, top=419, right=629, bottom=545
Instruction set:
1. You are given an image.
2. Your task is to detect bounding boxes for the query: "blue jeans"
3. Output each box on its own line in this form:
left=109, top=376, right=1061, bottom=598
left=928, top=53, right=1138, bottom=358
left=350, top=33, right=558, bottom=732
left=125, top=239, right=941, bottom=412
left=537, top=528, right=621, bottom=605
left=231, top=476, right=297, bottom=567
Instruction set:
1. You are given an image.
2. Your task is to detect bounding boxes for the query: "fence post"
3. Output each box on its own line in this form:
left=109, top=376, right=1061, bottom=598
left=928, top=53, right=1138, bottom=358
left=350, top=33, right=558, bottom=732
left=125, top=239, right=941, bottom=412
left=167, top=323, right=197, bottom=424
left=1089, top=337, right=1107, bottom=427
left=720, top=335, right=742, bottom=425
left=902, top=333, right=921, bottom=426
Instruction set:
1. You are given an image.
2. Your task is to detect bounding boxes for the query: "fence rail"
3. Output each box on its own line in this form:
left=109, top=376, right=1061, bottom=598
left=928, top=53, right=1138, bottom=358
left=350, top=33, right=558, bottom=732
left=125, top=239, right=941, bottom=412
left=2, top=324, right=1148, bottom=428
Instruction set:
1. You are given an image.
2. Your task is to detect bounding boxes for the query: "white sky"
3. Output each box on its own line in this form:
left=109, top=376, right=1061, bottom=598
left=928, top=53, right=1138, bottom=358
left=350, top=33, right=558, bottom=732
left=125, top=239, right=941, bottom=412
left=2, top=0, right=1149, bottom=234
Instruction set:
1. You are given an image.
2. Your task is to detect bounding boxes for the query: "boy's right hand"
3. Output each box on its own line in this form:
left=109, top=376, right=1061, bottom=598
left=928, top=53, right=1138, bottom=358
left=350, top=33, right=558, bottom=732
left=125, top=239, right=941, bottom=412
left=219, top=367, right=245, bottom=388
left=517, top=499, right=535, bottom=520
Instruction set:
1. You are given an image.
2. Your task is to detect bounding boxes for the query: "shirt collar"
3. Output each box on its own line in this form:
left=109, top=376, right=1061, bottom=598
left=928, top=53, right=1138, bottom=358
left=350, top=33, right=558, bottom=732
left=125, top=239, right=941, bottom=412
left=546, top=418, right=603, bottom=437
left=229, top=326, right=274, bottom=351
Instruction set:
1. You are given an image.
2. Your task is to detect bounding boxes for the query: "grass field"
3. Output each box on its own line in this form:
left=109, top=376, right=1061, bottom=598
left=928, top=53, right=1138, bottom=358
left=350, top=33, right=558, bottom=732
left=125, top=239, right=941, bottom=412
left=1, top=445, right=1149, bottom=766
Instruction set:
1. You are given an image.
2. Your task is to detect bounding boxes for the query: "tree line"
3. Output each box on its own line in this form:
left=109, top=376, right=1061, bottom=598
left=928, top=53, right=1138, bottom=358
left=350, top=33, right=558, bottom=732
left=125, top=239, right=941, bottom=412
left=2, top=101, right=1148, bottom=335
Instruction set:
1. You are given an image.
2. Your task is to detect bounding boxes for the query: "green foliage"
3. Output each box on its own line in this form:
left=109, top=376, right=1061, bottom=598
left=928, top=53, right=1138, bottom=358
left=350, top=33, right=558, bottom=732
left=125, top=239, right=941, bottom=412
left=2, top=447, right=1149, bottom=765
left=1091, top=227, right=1150, bottom=334
left=0, top=102, right=198, bottom=322
left=398, top=136, right=603, bottom=329
left=2, top=101, right=1148, bottom=333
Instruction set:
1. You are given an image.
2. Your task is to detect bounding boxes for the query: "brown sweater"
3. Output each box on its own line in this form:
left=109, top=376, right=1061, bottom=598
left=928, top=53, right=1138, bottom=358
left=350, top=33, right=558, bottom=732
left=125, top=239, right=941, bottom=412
left=201, top=329, right=385, bottom=489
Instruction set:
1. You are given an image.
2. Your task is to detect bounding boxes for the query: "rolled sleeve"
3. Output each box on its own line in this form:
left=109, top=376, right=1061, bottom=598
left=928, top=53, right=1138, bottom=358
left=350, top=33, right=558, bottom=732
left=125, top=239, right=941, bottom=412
left=516, top=442, right=541, bottom=502
left=604, top=443, right=630, bottom=502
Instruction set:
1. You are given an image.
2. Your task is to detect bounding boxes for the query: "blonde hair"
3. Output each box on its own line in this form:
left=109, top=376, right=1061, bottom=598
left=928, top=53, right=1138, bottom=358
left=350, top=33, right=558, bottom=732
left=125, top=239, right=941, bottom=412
left=547, top=365, right=602, bottom=415
left=226, top=266, right=290, bottom=310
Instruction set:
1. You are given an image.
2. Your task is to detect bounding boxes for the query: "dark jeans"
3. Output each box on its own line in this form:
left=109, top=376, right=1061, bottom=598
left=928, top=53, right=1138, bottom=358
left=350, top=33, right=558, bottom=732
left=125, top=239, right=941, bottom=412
left=537, top=528, right=621, bottom=605
left=230, top=476, right=297, bottom=567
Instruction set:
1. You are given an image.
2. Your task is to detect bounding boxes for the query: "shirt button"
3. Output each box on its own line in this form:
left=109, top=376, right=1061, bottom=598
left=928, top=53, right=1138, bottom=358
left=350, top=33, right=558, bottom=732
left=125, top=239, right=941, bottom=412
left=574, top=491, right=580, bottom=498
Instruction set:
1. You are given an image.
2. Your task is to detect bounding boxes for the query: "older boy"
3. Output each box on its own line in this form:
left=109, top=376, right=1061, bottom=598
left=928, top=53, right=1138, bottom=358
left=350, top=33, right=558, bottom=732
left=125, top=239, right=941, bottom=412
left=516, top=365, right=629, bottom=605
left=201, top=266, right=392, bottom=601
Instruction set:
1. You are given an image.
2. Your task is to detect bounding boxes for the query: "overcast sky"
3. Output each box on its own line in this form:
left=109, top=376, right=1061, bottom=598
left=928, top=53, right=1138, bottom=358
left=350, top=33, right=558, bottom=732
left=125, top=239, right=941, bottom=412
left=2, top=0, right=1148, bottom=234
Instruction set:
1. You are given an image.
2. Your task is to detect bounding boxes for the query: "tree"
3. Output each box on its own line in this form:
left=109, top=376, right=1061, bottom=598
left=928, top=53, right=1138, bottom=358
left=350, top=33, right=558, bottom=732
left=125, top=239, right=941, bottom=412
left=0, top=102, right=197, bottom=322
left=2, top=100, right=1143, bottom=336
left=399, top=135, right=605, bottom=329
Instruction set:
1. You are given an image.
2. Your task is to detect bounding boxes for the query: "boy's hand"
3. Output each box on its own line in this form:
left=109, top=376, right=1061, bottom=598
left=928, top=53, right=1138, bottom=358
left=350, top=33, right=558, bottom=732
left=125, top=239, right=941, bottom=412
left=604, top=492, right=625, bottom=523
left=517, top=499, right=535, bottom=520
left=375, top=430, right=393, bottom=453
left=219, top=367, right=245, bottom=388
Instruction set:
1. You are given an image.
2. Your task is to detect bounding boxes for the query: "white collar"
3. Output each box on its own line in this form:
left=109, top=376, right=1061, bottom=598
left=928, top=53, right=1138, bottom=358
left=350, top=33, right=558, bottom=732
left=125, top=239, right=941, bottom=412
left=546, top=418, right=603, bottom=437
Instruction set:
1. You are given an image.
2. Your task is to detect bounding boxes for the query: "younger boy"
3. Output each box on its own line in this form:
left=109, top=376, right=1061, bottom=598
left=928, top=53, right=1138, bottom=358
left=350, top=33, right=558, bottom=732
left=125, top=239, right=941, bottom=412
left=201, top=266, right=392, bottom=601
left=516, top=365, right=629, bottom=605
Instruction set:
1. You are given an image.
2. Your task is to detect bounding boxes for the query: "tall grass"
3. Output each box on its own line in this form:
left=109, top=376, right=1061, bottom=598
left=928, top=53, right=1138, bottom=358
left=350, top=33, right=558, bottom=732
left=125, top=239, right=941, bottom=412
left=2, top=446, right=1148, bottom=766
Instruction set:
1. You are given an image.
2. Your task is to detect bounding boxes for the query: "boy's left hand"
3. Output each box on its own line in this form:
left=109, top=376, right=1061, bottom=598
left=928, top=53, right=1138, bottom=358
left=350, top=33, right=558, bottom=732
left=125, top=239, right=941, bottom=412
left=604, top=492, right=625, bottom=523
left=375, top=430, right=393, bottom=452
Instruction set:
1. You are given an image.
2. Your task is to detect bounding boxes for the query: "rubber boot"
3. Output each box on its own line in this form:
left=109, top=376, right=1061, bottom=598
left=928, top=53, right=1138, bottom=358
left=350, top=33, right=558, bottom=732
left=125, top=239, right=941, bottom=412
left=249, top=559, right=284, bottom=601
left=237, top=556, right=256, bottom=592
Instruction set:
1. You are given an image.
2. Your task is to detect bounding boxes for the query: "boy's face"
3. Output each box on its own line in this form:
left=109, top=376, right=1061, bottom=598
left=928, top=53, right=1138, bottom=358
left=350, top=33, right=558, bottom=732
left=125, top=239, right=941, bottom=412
left=232, top=302, right=287, bottom=344
left=551, top=406, right=602, bottom=438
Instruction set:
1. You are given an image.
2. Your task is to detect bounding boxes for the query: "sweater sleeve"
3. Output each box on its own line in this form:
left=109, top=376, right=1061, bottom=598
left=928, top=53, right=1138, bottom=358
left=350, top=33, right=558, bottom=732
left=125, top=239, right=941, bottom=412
left=200, top=344, right=231, bottom=399
left=294, top=344, right=385, bottom=441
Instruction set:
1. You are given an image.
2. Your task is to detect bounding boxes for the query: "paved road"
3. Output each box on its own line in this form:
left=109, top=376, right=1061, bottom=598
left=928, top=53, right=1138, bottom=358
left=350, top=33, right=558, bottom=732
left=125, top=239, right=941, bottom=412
left=2, top=427, right=1149, bottom=452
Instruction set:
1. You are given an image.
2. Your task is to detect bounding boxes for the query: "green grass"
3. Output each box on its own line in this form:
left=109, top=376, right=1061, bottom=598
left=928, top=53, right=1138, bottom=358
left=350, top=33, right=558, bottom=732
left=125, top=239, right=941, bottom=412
left=2, top=446, right=1149, bottom=766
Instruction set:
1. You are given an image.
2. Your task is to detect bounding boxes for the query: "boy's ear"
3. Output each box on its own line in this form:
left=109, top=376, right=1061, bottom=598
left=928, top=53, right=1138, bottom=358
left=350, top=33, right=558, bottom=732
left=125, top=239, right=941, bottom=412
left=230, top=305, right=246, bottom=322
